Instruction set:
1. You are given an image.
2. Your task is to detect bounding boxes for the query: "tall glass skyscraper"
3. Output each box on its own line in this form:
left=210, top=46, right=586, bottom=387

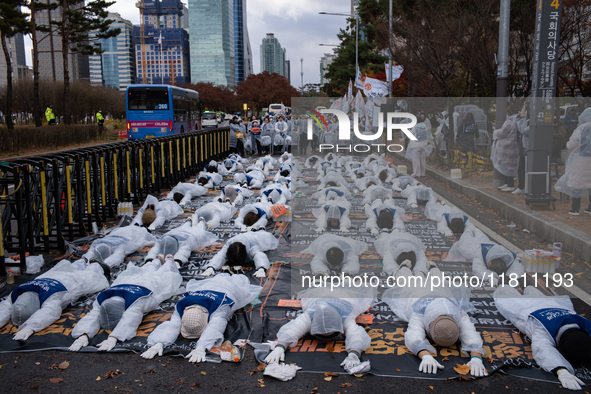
left=89, top=13, right=135, bottom=91
left=189, top=0, right=235, bottom=86
left=233, top=0, right=252, bottom=84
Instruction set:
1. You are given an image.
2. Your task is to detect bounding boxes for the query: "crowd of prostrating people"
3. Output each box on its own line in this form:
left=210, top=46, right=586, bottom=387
left=0, top=150, right=590, bottom=389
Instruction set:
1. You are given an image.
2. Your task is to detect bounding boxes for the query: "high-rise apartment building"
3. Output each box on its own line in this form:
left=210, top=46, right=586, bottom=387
left=260, top=33, right=287, bottom=77
left=35, top=1, right=89, bottom=82
left=133, top=0, right=190, bottom=86
left=89, top=13, right=135, bottom=91
left=188, top=0, right=235, bottom=86
left=0, top=33, right=28, bottom=86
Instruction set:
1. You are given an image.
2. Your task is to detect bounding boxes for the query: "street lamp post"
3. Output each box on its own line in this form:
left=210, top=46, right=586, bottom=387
left=319, top=11, right=359, bottom=82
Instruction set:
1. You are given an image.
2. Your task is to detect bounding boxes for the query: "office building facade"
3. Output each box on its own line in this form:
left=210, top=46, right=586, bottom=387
left=188, top=0, right=235, bottom=86
left=233, top=0, right=252, bottom=84
left=0, top=33, right=28, bottom=87
left=89, top=13, right=135, bottom=91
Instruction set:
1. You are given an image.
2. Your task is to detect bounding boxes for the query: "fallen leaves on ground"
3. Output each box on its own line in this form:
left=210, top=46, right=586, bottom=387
left=324, top=372, right=338, bottom=377
left=200, top=371, right=206, bottom=376
left=49, top=378, right=63, bottom=383
left=442, top=357, right=450, bottom=361
left=96, top=376, right=101, bottom=381
left=257, top=363, right=266, bottom=372
left=324, top=377, right=332, bottom=382
left=428, top=386, right=434, bottom=390
left=454, top=364, right=471, bottom=375
left=339, top=382, right=353, bottom=388
left=58, top=361, right=69, bottom=370
left=310, top=387, right=318, bottom=394
left=104, top=370, right=122, bottom=379
left=258, top=378, right=265, bottom=388
left=29, top=386, right=39, bottom=390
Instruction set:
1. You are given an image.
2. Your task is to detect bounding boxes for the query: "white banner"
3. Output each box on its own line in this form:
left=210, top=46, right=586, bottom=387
left=348, top=79, right=353, bottom=98
left=354, top=90, right=364, bottom=115
left=385, top=63, right=404, bottom=83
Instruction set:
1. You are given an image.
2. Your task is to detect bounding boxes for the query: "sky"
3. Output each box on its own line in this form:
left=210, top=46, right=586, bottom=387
left=23, top=0, right=350, bottom=87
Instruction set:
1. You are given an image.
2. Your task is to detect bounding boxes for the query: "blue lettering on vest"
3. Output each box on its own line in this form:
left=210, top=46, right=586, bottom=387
left=11, top=278, right=68, bottom=306
left=176, top=290, right=235, bottom=320
left=97, top=284, right=153, bottom=309
left=530, top=308, right=591, bottom=344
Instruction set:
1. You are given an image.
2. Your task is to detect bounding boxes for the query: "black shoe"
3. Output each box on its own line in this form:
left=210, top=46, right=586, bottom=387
left=569, top=209, right=580, bottom=216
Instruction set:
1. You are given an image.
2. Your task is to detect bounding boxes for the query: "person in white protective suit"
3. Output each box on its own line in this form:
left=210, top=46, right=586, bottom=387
left=382, top=264, right=487, bottom=377
left=82, top=225, right=157, bottom=268
left=205, top=160, right=229, bottom=176
left=221, top=158, right=243, bottom=173
left=132, top=195, right=184, bottom=231
left=201, top=232, right=280, bottom=278
left=354, top=175, right=382, bottom=191
left=305, top=155, right=322, bottom=169
left=344, top=160, right=364, bottom=173
left=494, top=285, right=591, bottom=390
left=362, top=185, right=393, bottom=206
left=140, top=274, right=262, bottom=362
left=167, top=182, right=208, bottom=207
left=302, top=234, right=368, bottom=276
left=392, top=175, right=420, bottom=192
left=313, top=197, right=352, bottom=233
left=258, top=183, right=291, bottom=205
left=446, top=228, right=524, bottom=287
left=365, top=199, right=406, bottom=234
left=215, top=184, right=254, bottom=206
left=191, top=202, right=236, bottom=229
left=144, top=222, right=218, bottom=266
left=68, top=257, right=182, bottom=352
left=318, top=171, right=349, bottom=190
left=279, top=152, right=293, bottom=164
left=374, top=166, right=398, bottom=183
left=362, top=153, right=388, bottom=168
left=401, top=185, right=436, bottom=208
left=264, top=284, right=376, bottom=373
left=315, top=160, right=336, bottom=176
left=423, top=201, right=476, bottom=236
left=324, top=152, right=339, bottom=164
left=554, top=108, right=591, bottom=216
left=405, top=115, right=434, bottom=177
left=373, top=232, right=429, bottom=275
left=273, top=115, right=290, bottom=154
left=196, top=171, right=223, bottom=189
left=348, top=168, right=370, bottom=180
left=312, top=186, right=352, bottom=205
left=227, top=153, right=248, bottom=164
left=0, top=259, right=110, bottom=340
left=234, top=170, right=266, bottom=189
left=234, top=202, right=274, bottom=231
left=273, top=169, right=291, bottom=184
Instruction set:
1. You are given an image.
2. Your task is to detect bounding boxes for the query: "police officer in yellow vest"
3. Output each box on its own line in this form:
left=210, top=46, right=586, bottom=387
left=45, top=106, right=56, bottom=125
left=96, top=110, right=104, bottom=131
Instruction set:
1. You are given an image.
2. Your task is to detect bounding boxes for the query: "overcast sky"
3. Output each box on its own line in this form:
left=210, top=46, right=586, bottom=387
left=24, top=0, right=350, bottom=87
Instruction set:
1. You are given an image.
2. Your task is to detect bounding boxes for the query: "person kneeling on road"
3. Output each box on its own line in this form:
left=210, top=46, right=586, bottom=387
left=201, top=232, right=279, bottom=278
left=495, top=285, right=591, bottom=390
left=373, top=232, right=429, bottom=276
left=167, top=182, right=208, bottom=207
left=234, top=202, right=274, bottom=232
left=141, top=274, right=262, bottom=362
left=264, top=284, right=376, bottom=374
left=132, top=195, right=184, bottom=231
left=365, top=199, right=406, bottom=234
left=69, top=256, right=182, bottom=352
left=424, top=200, right=476, bottom=237
left=312, top=197, right=352, bottom=233
left=302, top=234, right=368, bottom=277
left=190, top=202, right=236, bottom=229
left=0, top=259, right=110, bottom=341
left=383, top=263, right=487, bottom=377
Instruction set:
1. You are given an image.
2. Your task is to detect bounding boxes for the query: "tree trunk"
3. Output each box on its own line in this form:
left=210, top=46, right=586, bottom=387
left=1, top=32, right=14, bottom=130
left=31, top=2, right=42, bottom=127
left=61, top=0, right=71, bottom=124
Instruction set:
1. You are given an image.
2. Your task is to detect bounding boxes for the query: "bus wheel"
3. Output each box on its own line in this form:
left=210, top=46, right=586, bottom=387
left=180, top=126, right=185, bottom=134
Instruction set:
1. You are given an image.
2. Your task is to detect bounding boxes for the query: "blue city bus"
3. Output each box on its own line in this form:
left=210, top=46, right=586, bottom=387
left=126, top=85, right=201, bottom=140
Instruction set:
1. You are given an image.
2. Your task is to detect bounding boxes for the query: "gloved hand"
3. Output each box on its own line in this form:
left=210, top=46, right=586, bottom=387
left=148, top=224, right=157, bottom=231
left=97, top=336, right=118, bottom=351
left=490, top=276, right=499, bottom=287
left=316, top=227, right=326, bottom=233
left=370, top=227, right=379, bottom=235
left=206, top=223, right=213, bottom=230
left=202, top=267, right=215, bottom=277
left=443, top=229, right=453, bottom=237
left=467, top=357, right=487, bottom=377
left=264, top=346, right=285, bottom=364
left=339, top=226, right=349, bottom=233
left=141, top=342, right=164, bottom=359
left=340, top=353, right=360, bottom=370
left=186, top=345, right=206, bottom=363
left=418, top=354, right=444, bottom=374
left=241, top=226, right=248, bottom=232
left=411, top=203, right=418, bottom=208
left=557, top=369, right=584, bottom=390
left=13, top=328, right=34, bottom=341
left=254, top=268, right=266, bottom=278
left=69, top=335, right=89, bottom=352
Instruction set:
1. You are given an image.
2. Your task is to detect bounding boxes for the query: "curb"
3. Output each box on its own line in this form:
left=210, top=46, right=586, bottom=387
left=393, top=153, right=591, bottom=263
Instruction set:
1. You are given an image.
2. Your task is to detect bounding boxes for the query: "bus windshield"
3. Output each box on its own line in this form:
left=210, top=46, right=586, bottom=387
left=128, top=87, right=170, bottom=110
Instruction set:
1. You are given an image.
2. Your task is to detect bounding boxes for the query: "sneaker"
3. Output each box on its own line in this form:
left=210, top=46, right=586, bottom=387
left=501, top=187, right=516, bottom=192
left=497, top=184, right=508, bottom=190
left=512, top=188, right=524, bottom=195
left=569, top=209, right=580, bottom=216
left=584, top=208, right=591, bottom=215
